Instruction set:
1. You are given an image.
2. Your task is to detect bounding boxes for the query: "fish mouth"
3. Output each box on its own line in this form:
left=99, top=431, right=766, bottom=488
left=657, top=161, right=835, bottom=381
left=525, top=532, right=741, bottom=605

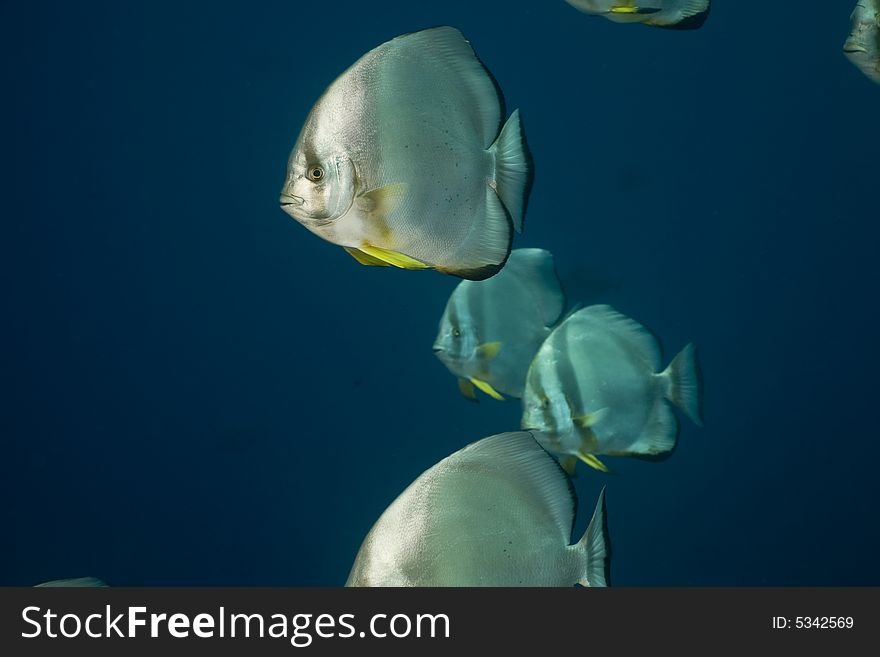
left=433, top=347, right=460, bottom=364
left=279, top=196, right=337, bottom=227
left=843, top=46, right=867, bottom=54
left=433, top=348, right=463, bottom=371
left=279, top=193, right=305, bottom=207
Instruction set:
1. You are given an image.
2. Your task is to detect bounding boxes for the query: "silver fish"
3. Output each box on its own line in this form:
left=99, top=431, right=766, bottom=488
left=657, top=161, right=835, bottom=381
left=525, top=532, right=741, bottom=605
left=346, top=432, right=609, bottom=587
left=844, top=1, right=880, bottom=85
left=34, top=577, right=108, bottom=587
left=280, top=27, right=533, bottom=280
left=521, top=305, right=703, bottom=475
left=433, top=248, right=566, bottom=400
left=565, top=0, right=711, bottom=30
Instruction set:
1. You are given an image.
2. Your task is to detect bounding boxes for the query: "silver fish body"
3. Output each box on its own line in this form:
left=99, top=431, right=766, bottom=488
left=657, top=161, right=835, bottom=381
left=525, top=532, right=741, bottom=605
left=433, top=248, right=566, bottom=399
left=281, top=27, right=532, bottom=280
left=346, top=432, right=609, bottom=587
left=522, top=305, right=703, bottom=472
left=844, top=1, right=880, bottom=84
left=565, top=0, right=711, bottom=30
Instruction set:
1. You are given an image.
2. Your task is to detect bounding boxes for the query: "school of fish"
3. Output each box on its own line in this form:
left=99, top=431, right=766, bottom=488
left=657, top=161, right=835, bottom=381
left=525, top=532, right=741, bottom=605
left=39, top=2, right=877, bottom=588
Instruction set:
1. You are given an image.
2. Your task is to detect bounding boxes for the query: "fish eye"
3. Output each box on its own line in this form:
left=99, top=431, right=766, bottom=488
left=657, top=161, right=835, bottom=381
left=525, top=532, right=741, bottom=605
left=307, top=165, right=325, bottom=182
left=452, top=327, right=461, bottom=338
left=541, top=397, right=550, bottom=408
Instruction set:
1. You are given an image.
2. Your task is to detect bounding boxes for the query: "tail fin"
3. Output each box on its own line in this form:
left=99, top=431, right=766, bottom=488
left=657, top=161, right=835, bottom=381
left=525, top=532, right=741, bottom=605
left=489, top=109, right=533, bottom=233
left=662, top=343, right=703, bottom=426
left=577, top=487, right=609, bottom=587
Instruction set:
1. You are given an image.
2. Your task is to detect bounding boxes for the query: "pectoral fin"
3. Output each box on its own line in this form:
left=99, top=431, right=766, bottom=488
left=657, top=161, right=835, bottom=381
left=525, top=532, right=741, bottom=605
left=356, top=183, right=408, bottom=219
left=572, top=407, right=608, bottom=429
left=458, top=378, right=478, bottom=402
left=469, top=377, right=505, bottom=401
left=475, top=342, right=502, bottom=360
left=576, top=451, right=610, bottom=473
left=359, top=243, right=430, bottom=270
left=344, top=246, right=390, bottom=267
left=573, top=409, right=607, bottom=462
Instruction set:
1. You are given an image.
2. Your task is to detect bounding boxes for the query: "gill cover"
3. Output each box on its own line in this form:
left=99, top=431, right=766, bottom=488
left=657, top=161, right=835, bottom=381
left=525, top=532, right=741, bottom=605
left=283, top=153, right=357, bottom=222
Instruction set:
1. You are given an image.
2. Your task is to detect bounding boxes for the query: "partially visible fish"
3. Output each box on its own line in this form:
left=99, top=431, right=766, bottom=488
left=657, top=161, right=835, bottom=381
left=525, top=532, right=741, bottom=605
left=433, top=248, right=566, bottom=400
left=34, top=577, right=108, bottom=587
left=346, top=432, right=610, bottom=587
left=844, top=1, right=880, bottom=85
left=565, top=0, right=711, bottom=30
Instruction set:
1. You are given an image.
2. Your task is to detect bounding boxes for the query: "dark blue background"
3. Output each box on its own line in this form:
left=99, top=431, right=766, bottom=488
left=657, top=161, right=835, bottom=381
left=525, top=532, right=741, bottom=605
left=3, top=1, right=878, bottom=586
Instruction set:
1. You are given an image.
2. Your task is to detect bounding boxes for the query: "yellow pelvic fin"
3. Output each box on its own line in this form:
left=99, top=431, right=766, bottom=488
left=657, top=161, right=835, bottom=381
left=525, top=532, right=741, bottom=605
left=572, top=407, right=608, bottom=429
left=475, top=341, right=502, bottom=360
left=576, top=451, right=610, bottom=473
left=344, top=246, right=390, bottom=267
left=469, top=377, right=505, bottom=401
left=457, top=378, right=478, bottom=402
left=358, top=243, right=430, bottom=270
left=559, top=455, right=578, bottom=477
left=608, top=3, right=661, bottom=14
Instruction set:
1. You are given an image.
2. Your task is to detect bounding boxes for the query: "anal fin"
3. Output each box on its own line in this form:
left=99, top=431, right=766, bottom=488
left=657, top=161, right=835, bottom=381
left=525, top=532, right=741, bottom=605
left=627, top=401, right=678, bottom=455
left=458, top=378, right=478, bottom=402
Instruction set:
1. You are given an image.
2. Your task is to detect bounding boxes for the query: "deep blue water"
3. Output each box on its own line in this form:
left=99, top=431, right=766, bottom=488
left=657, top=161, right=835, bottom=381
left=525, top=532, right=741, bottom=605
left=3, top=1, right=878, bottom=586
